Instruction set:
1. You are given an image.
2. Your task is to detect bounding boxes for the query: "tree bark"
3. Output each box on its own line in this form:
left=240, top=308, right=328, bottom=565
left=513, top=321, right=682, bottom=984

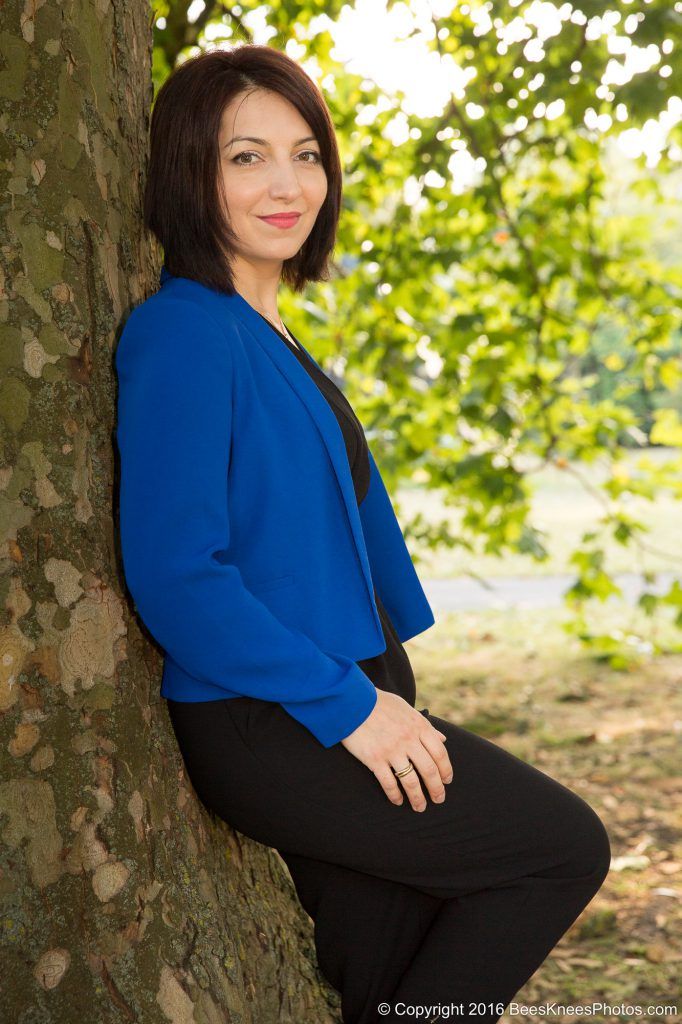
left=0, top=1, right=340, bottom=1020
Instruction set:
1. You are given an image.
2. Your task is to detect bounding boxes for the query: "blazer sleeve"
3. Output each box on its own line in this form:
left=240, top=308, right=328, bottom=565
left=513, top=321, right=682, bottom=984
left=115, top=297, right=377, bottom=748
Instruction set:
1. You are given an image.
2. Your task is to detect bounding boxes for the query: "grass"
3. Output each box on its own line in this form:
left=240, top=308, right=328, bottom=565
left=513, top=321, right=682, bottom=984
left=405, top=599, right=682, bottom=1021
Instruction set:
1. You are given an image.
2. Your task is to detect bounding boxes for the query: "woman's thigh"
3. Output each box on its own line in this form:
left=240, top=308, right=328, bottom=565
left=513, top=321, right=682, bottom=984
left=166, top=696, right=611, bottom=900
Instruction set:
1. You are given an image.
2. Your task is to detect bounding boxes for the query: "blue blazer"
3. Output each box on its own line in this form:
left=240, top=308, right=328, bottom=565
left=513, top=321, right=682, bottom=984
left=115, top=265, right=435, bottom=747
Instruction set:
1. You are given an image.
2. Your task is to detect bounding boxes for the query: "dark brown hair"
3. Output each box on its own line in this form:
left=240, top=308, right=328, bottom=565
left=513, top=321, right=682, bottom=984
left=143, top=44, right=343, bottom=295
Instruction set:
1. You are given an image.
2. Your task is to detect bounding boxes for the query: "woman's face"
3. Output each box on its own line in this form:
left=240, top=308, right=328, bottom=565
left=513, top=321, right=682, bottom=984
left=218, top=88, right=328, bottom=269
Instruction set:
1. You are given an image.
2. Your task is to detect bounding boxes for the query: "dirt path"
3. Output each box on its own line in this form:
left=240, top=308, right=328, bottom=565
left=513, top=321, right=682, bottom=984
left=423, top=571, right=678, bottom=612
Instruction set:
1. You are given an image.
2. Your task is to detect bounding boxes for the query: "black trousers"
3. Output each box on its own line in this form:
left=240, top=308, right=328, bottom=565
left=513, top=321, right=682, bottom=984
left=167, top=695, right=611, bottom=1024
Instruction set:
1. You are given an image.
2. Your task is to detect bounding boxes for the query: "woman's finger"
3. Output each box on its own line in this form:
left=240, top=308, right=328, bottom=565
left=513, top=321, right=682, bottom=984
left=372, top=763, right=405, bottom=806
left=420, top=731, right=454, bottom=784
left=402, top=745, right=447, bottom=807
left=388, top=753, right=429, bottom=812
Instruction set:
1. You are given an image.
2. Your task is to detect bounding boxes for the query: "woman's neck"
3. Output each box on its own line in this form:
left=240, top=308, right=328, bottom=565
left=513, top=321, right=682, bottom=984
left=232, top=263, right=282, bottom=325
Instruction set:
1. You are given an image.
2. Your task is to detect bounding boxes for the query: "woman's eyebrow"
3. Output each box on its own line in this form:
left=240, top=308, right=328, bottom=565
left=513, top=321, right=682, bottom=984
left=223, top=134, right=317, bottom=149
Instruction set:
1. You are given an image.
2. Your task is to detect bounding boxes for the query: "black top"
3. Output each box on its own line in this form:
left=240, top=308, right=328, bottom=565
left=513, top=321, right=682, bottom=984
left=255, top=311, right=416, bottom=707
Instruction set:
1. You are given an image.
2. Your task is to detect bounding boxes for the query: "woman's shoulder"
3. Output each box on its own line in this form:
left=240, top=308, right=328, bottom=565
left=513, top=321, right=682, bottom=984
left=125, top=280, right=238, bottom=339
left=116, top=280, right=242, bottom=380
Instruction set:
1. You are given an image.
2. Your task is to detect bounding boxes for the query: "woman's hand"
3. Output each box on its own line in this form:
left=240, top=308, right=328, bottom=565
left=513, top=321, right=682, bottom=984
left=340, top=690, right=453, bottom=811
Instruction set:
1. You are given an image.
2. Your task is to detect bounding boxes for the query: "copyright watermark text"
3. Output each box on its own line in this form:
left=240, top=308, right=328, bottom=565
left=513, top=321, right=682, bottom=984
left=376, top=1002, right=679, bottom=1020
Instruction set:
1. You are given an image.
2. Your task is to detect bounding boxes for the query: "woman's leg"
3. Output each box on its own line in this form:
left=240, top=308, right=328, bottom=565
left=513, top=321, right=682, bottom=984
left=280, top=851, right=442, bottom=1024
left=383, top=837, right=610, bottom=1023
left=166, top=697, right=611, bottom=1024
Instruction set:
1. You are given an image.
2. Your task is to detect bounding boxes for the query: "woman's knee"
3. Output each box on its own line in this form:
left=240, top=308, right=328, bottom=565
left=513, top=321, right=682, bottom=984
left=560, top=795, right=612, bottom=884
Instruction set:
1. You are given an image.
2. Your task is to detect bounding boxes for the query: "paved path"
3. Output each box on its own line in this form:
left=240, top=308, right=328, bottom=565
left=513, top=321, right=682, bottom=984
left=421, top=571, right=678, bottom=612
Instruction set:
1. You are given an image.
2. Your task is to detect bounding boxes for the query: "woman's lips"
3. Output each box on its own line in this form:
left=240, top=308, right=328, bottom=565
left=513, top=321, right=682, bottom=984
left=257, top=213, right=301, bottom=229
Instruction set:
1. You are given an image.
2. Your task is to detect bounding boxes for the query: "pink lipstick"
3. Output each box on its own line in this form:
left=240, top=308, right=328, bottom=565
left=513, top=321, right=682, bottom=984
left=257, top=213, right=301, bottom=229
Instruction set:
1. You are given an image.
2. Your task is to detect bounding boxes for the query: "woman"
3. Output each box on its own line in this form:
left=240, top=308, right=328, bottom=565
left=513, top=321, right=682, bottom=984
left=115, top=44, right=611, bottom=1024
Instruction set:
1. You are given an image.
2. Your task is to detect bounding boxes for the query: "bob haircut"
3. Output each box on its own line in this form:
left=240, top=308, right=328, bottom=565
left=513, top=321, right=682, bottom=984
left=143, top=44, right=343, bottom=296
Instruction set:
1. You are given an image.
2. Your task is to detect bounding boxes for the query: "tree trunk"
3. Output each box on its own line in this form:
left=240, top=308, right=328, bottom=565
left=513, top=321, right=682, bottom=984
left=0, top=2, right=340, bottom=1020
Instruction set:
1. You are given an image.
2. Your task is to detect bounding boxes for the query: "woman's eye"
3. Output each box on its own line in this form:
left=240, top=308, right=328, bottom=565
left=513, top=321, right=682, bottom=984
left=231, top=150, right=321, bottom=166
left=232, top=151, right=260, bottom=166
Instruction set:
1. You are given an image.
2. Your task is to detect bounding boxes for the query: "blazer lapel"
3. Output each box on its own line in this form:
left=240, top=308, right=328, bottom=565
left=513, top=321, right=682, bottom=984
left=223, top=290, right=383, bottom=638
